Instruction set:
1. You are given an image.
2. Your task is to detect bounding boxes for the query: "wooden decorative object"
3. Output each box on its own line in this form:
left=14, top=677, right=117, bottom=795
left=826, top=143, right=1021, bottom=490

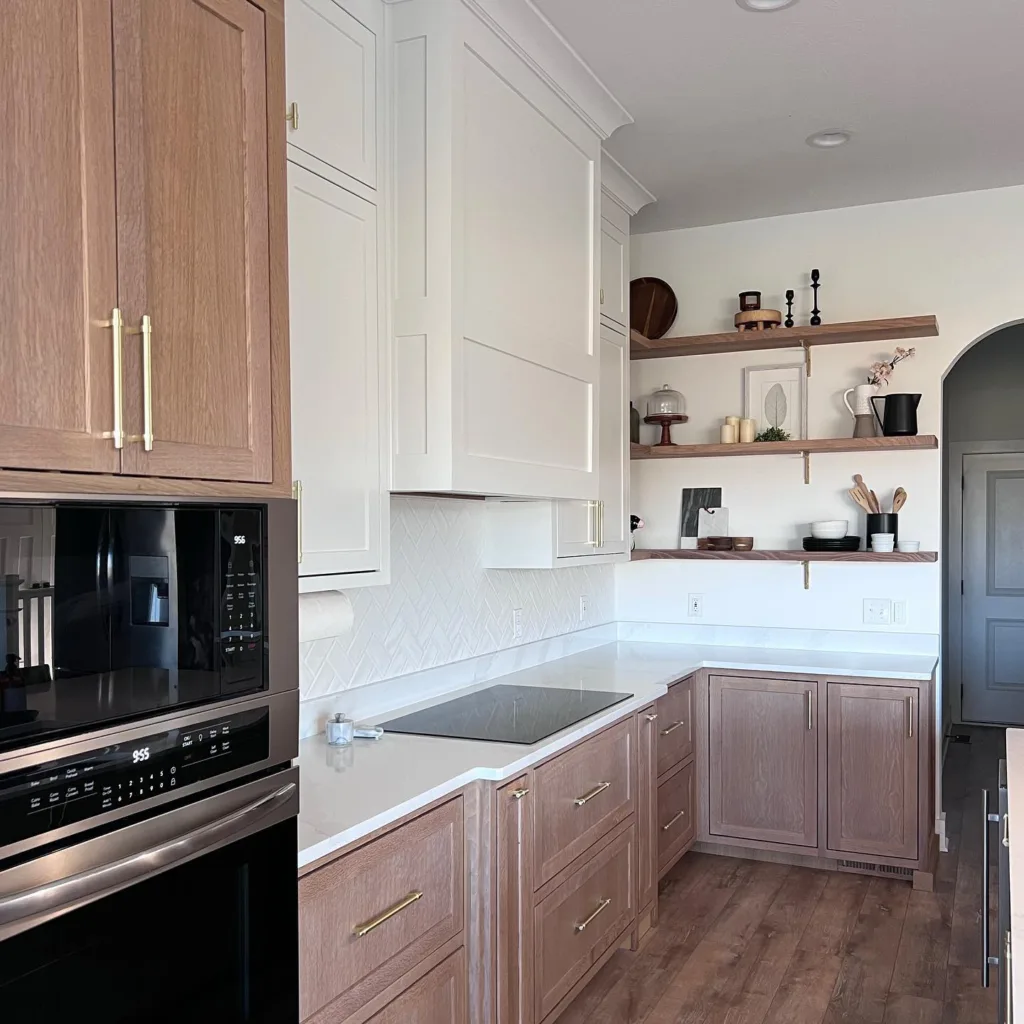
left=810, top=269, right=821, bottom=326
left=643, top=413, right=688, bottom=446
left=734, top=309, right=782, bottom=331
left=630, top=277, right=678, bottom=340
left=738, top=291, right=761, bottom=311
left=732, top=537, right=754, bottom=551
left=630, top=549, right=937, bottom=562
left=784, top=290, right=795, bottom=328
left=630, top=434, right=938, bottom=460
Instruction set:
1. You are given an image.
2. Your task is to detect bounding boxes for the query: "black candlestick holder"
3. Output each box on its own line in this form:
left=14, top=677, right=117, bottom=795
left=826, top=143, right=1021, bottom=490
left=810, top=269, right=821, bottom=326
left=784, top=290, right=794, bottom=328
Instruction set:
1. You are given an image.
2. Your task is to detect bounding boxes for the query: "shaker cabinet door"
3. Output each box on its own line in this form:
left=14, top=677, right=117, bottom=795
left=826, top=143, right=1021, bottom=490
left=113, top=0, right=274, bottom=482
left=0, top=0, right=120, bottom=474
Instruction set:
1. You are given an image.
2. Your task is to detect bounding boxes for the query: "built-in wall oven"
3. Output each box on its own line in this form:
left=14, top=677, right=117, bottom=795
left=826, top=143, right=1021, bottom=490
left=0, top=497, right=299, bottom=1023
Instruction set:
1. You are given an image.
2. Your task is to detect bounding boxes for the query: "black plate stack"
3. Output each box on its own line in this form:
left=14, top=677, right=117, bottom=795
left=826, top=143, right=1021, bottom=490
left=802, top=536, right=861, bottom=552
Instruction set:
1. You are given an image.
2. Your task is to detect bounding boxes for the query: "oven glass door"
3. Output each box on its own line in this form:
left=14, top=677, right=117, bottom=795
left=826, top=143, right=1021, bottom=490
left=0, top=502, right=266, bottom=753
left=0, top=779, right=296, bottom=1023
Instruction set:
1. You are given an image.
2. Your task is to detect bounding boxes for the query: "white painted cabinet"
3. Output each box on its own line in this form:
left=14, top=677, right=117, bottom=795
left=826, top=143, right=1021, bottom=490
left=288, top=164, right=388, bottom=590
left=600, top=210, right=628, bottom=330
left=285, top=0, right=377, bottom=191
left=387, top=0, right=630, bottom=500
left=597, top=325, right=629, bottom=555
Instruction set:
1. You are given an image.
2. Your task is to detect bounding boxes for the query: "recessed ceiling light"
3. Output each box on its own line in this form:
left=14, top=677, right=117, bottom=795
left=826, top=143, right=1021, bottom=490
left=735, top=0, right=799, bottom=11
left=806, top=130, right=852, bottom=148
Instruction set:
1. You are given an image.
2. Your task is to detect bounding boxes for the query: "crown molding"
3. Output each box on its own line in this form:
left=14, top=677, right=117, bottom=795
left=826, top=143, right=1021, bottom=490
left=601, top=150, right=656, bottom=215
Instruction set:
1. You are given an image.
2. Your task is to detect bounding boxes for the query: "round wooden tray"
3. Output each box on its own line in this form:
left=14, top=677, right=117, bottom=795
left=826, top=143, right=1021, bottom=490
left=631, top=277, right=678, bottom=339
left=734, top=309, right=782, bottom=331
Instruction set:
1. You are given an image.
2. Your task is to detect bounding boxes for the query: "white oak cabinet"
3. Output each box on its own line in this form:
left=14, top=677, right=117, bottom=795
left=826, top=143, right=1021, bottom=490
left=287, top=0, right=390, bottom=590
left=387, top=0, right=630, bottom=500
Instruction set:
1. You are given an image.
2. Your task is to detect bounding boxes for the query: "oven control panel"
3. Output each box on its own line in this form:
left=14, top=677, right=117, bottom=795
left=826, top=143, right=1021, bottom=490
left=0, top=707, right=269, bottom=848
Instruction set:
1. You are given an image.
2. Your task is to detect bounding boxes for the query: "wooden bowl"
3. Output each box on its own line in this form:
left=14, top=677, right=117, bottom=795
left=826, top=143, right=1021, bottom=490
left=630, top=277, right=678, bottom=339
left=732, top=537, right=754, bottom=551
left=704, top=536, right=734, bottom=551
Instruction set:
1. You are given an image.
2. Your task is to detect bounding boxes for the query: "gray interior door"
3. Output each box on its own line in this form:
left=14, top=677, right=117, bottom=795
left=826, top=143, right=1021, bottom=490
left=962, top=453, right=1024, bottom=724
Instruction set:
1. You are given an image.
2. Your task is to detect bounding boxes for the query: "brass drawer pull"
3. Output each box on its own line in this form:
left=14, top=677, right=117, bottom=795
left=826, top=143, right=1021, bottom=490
left=510, top=787, right=530, bottom=800
left=352, top=890, right=423, bottom=938
left=574, top=897, right=611, bottom=934
left=574, top=781, right=611, bottom=807
left=645, top=713, right=658, bottom=722
left=100, top=307, right=125, bottom=449
left=906, top=695, right=914, bottom=739
left=662, top=808, right=687, bottom=832
left=660, top=721, right=685, bottom=736
left=292, top=480, right=303, bottom=564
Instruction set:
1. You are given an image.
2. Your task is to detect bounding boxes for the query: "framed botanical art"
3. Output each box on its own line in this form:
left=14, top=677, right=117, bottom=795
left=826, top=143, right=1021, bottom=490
left=743, top=363, right=807, bottom=440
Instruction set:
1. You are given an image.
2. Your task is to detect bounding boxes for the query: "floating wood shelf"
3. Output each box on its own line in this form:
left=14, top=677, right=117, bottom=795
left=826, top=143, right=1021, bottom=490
left=631, top=435, right=938, bottom=461
left=630, top=549, right=937, bottom=563
left=630, top=315, right=939, bottom=361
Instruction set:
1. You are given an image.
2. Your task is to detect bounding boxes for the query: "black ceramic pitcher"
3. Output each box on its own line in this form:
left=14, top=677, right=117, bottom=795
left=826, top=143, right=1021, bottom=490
left=871, top=393, right=921, bottom=436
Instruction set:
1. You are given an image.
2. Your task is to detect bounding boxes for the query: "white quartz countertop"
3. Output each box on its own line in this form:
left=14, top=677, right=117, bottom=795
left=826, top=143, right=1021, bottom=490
left=297, top=641, right=937, bottom=869
left=1006, top=728, right=1024, bottom=1019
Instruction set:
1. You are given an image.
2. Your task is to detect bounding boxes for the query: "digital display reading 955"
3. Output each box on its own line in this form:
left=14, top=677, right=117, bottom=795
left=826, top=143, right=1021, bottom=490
left=0, top=708, right=269, bottom=848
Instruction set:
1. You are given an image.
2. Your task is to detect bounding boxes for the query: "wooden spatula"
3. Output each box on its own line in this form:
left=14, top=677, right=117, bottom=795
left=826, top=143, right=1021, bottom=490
left=893, top=487, right=907, bottom=513
left=848, top=488, right=874, bottom=514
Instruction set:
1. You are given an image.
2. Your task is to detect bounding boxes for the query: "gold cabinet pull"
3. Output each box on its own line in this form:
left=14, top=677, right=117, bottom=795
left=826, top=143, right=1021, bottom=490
left=574, top=781, right=611, bottom=807
left=574, top=897, right=611, bottom=933
left=660, top=721, right=685, bottom=736
left=510, top=787, right=529, bottom=800
left=598, top=500, right=604, bottom=548
left=100, top=308, right=125, bottom=449
left=645, top=713, right=658, bottom=722
left=286, top=101, right=299, bottom=130
left=587, top=500, right=599, bottom=547
left=139, top=315, right=154, bottom=450
left=352, top=890, right=423, bottom=938
left=807, top=690, right=814, bottom=730
left=662, top=808, right=687, bottom=832
left=906, top=695, right=913, bottom=739
left=292, top=480, right=303, bottom=564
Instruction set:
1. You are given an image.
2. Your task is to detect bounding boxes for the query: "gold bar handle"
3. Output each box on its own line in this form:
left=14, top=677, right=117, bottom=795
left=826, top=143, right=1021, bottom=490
left=139, top=314, right=153, bottom=450
left=662, top=808, right=687, bottom=832
left=292, top=481, right=303, bottom=564
left=598, top=500, right=604, bottom=548
left=660, top=721, right=685, bottom=736
left=101, top=308, right=124, bottom=449
left=286, top=101, right=299, bottom=130
left=645, top=713, right=658, bottom=722
left=352, top=890, right=423, bottom=938
left=574, top=781, right=611, bottom=807
left=510, top=787, right=529, bottom=800
left=807, top=690, right=814, bottom=730
left=906, top=695, right=913, bottom=739
left=574, top=898, right=611, bottom=934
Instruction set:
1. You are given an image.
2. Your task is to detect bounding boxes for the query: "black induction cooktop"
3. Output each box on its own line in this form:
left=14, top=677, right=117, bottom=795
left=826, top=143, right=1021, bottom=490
left=378, top=684, right=633, bottom=745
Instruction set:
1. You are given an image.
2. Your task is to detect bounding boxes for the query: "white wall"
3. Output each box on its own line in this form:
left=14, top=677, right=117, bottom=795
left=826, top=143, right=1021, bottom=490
left=618, top=184, right=1024, bottom=639
left=300, top=496, right=615, bottom=700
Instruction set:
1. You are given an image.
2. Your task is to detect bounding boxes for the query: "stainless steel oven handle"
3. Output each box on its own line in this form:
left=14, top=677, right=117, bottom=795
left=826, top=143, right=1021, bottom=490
left=0, top=782, right=295, bottom=935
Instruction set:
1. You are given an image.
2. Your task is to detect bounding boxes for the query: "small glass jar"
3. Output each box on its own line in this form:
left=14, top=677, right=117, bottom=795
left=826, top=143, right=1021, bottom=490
left=647, top=384, right=686, bottom=418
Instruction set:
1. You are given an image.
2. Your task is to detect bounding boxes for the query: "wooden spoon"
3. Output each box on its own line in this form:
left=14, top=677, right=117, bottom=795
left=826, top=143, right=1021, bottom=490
left=893, top=487, right=907, bottom=514
left=870, top=489, right=881, bottom=514
left=848, top=488, right=874, bottom=514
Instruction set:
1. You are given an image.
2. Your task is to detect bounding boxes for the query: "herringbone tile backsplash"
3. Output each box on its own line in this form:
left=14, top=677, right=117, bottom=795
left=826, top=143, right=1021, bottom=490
left=299, top=496, right=616, bottom=699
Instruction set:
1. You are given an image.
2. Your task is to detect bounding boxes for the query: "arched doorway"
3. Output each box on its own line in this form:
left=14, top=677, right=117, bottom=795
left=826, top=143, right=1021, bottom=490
left=944, top=319, right=1024, bottom=726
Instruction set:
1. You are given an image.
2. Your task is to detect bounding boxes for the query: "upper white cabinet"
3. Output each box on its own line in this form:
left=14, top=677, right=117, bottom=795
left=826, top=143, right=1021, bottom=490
left=387, top=0, right=630, bottom=500
left=600, top=208, right=628, bottom=330
left=285, top=0, right=377, bottom=190
left=287, top=0, right=390, bottom=591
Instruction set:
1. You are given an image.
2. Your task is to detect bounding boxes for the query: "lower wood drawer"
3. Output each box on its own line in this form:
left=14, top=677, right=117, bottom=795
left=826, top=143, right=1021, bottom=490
left=533, top=823, right=636, bottom=1022
left=363, top=949, right=467, bottom=1024
left=658, top=759, right=695, bottom=877
left=656, top=675, right=694, bottom=778
left=299, top=797, right=464, bottom=1022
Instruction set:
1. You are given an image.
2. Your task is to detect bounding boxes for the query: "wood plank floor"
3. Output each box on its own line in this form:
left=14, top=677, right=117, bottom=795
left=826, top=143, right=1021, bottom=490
left=560, top=726, right=1005, bottom=1024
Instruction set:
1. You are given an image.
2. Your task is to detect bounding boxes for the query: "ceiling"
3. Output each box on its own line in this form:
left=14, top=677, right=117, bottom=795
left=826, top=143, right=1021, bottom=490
left=533, top=0, right=1024, bottom=232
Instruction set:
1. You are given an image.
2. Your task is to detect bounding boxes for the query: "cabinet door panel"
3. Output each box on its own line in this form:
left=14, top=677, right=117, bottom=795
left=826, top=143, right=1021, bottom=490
left=827, top=682, right=919, bottom=860
left=114, top=0, right=273, bottom=482
left=496, top=776, right=534, bottom=1024
left=555, top=501, right=596, bottom=558
left=637, top=707, right=658, bottom=913
left=599, top=217, right=627, bottom=328
left=597, top=327, right=628, bottom=555
left=363, top=949, right=467, bottom=1024
left=288, top=165, right=383, bottom=583
left=709, top=675, right=818, bottom=847
left=0, top=0, right=119, bottom=473
left=657, top=759, right=695, bottom=877
left=285, top=0, right=376, bottom=189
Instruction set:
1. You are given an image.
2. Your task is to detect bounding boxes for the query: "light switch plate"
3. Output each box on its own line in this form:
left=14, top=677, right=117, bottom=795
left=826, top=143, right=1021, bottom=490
left=863, top=598, right=892, bottom=625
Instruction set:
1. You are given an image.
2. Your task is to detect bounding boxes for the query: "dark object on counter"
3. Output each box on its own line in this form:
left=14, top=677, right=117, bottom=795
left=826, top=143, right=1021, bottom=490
left=630, top=402, right=640, bottom=444
left=699, top=536, right=733, bottom=551
left=378, top=683, right=633, bottom=744
left=866, top=513, right=899, bottom=547
left=644, top=413, right=688, bottom=446
left=810, top=269, right=821, bottom=326
left=871, top=393, right=921, bottom=436
left=630, top=277, right=678, bottom=339
left=785, top=290, right=795, bottom=328
left=738, top=291, right=762, bottom=311
left=803, top=536, right=861, bottom=552
left=680, top=488, right=722, bottom=541
left=732, top=536, right=754, bottom=551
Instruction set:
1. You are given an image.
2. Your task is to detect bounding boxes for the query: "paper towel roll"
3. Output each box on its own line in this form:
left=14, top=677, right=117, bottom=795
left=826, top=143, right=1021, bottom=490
left=298, top=590, right=354, bottom=643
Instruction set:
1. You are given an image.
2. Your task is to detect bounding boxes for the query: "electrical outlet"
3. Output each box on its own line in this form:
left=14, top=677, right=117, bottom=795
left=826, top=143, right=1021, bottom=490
left=863, top=598, right=892, bottom=625
left=512, top=608, right=523, bottom=640
left=893, top=600, right=907, bottom=626
left=688, top=594, right=703, bottom=618
left=579, top=595, right=588, bottom=623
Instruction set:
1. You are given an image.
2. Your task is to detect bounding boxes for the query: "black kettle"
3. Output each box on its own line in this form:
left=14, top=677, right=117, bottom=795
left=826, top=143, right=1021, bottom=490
left=871, top=393, right=921, bottom=436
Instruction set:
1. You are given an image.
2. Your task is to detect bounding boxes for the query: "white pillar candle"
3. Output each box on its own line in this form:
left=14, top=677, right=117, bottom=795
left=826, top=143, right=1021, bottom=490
left=739, top=418, right=756, bottom=442
left=725, top=416, right=740, bottom=428
left=720, top=423, right=738, bottom=444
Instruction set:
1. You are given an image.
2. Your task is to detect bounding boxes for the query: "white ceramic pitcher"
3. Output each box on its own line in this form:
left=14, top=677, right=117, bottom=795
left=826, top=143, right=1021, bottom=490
left=842, top=383, right=879, bottom=438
